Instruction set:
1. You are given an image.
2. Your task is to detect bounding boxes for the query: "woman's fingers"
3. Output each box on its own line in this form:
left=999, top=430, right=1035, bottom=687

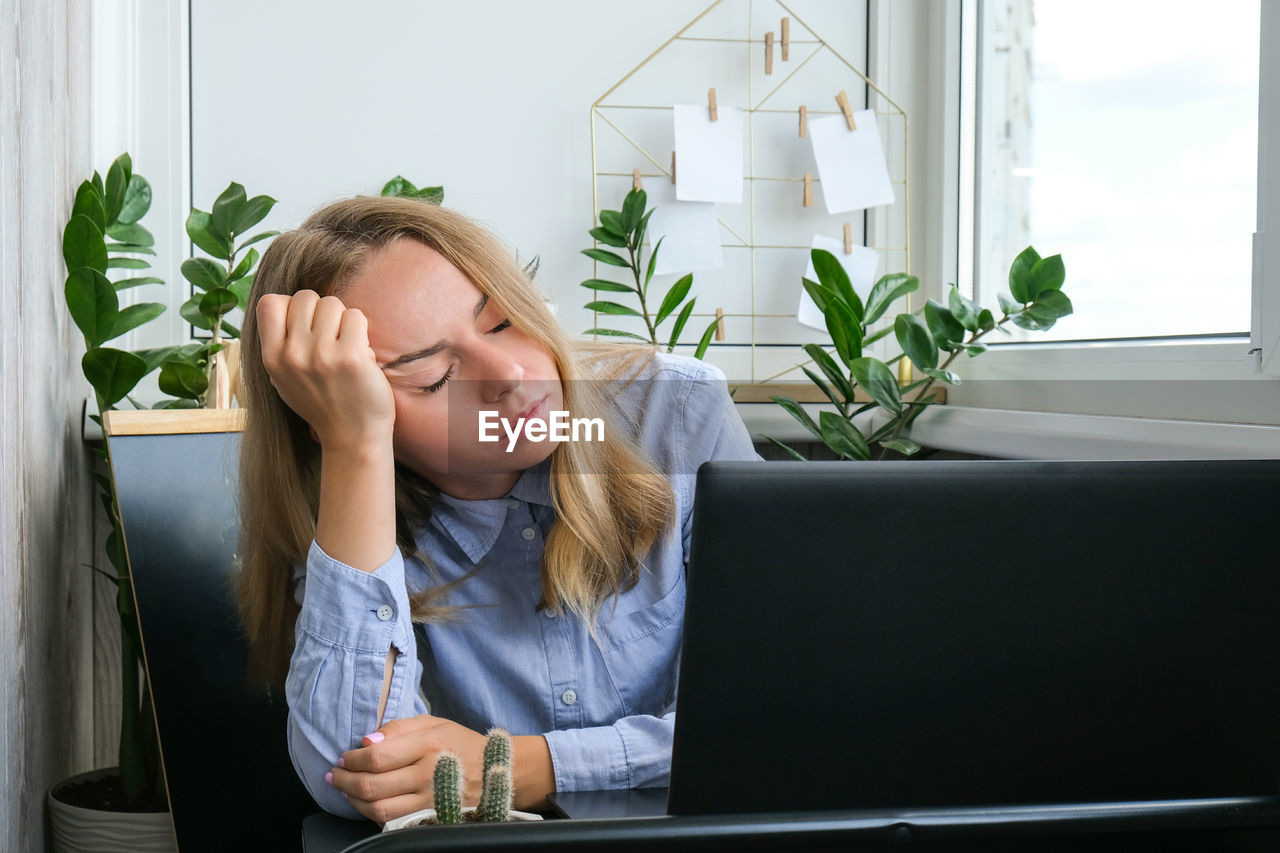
left=345, top=791, right=432, bottom=827
left=328, top=764, right=429, bottom=823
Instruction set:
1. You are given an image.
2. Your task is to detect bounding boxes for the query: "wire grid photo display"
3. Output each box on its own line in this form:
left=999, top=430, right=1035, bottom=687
left=588, top=0, right=908, bottom=384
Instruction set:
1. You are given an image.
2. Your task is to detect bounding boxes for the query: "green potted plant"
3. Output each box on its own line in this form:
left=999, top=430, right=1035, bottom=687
left=581, top=187, right=720, bottom=358
left=766, top=246, right=1071, bottom=460
left=49, top=154, right=275, bottom=853
left=381, top=729, right=544, bottom=831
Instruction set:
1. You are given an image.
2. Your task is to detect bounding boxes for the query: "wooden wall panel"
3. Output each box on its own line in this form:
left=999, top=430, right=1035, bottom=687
left=0, top=0, right=96, bottom=850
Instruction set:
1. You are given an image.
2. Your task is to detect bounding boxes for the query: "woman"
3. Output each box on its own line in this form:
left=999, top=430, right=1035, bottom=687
left=236, top=195, right=761, bottom=823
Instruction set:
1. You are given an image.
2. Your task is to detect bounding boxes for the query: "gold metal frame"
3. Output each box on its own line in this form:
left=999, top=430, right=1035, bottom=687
left=588, top=0, right=909, bottom=384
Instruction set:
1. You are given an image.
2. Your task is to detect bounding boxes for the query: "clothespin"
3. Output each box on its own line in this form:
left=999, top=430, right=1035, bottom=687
left=708, top=88, right=718, bottom=121
left=843, top=223, right=853, bottom=254
left=781, top=17, right=790, bottom=60
left=633, top=168, right=642, bottom=191
left=836, top=90, right=857, bottom=131
left=799, top=105, right=807, bottom=138
left=671, top=151, right=677, bottom=184
left=803, top=173, right=813, bottom=207
left=715, top=307, right=726, bottom=341
left=765, top=32, right=774, bottom=75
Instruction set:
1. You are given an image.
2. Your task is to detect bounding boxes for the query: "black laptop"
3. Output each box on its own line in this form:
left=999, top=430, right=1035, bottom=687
left=668, top=460, right=1280, bottom=828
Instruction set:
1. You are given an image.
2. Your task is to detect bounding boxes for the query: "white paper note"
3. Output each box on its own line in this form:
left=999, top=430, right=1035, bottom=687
left=808, top=111, right=895, bottom=214
left=797, top=234, right=881, bottom=331
left=643, top=178, right=724, bottom=275
left=673, top=103, right=744, bottom=204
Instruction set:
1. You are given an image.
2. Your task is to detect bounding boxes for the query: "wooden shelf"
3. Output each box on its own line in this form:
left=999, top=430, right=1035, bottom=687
left=728, top=381, right=947, bottom=405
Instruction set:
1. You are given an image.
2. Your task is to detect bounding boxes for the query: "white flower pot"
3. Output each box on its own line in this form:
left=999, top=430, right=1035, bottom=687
left=382, top=805, right=544, bottom=831
left=47, top=768, right=176, bottom=853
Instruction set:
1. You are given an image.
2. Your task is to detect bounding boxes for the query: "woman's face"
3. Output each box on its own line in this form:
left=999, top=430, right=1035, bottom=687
left=340, top=237, right=564, bottom=499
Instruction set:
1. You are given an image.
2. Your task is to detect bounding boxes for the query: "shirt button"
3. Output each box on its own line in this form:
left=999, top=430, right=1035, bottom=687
left=561, top=689, right=577, bottom=706
left=507, top=498, right=520, bottom=509
left=375, top=605, right=393, bottom=621
left=521, top=527, right=536, bottom=541
left=544, top=609, right=556, bottom=619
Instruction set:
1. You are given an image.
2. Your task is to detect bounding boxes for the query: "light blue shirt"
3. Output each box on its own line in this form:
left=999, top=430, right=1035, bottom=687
left=286, top=352, right=763, bottom=818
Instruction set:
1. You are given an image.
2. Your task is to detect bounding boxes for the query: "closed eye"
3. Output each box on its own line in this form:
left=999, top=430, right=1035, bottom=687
left=489, top=319, right=512, bottom=333
left=420, top=366, right=454, bottom=394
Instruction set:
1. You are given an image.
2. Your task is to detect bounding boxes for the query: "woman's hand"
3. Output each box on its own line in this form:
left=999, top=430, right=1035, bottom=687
left=256, top=290, right=395, bottom=449
left=327, top=716, right=555, bottom=824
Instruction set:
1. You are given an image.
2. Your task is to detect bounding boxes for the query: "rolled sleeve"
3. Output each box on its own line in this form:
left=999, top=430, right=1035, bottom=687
left=543, top=710, right=675, bottom=791
left=286, top=541, right=426, bottom=817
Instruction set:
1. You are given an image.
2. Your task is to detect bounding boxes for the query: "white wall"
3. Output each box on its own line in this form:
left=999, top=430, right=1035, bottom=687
left=187, top=0, right=876, bottom=382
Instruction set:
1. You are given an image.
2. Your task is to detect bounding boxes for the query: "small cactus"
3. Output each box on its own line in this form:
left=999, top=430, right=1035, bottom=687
left=477, top=763, right=512, bottom=822
left=433, top=751, right=463, bottom=825
left=483, top=728, right=511, bottom=777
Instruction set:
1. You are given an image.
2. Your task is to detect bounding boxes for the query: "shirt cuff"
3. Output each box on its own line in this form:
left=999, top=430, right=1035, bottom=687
left=542, top=725, right=631, bottom=791
left=296, top=540, right=414, bottom=656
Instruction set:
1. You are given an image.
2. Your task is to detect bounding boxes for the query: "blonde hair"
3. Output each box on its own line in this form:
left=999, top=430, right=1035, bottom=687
left=236, top=195, right=674, bottom=687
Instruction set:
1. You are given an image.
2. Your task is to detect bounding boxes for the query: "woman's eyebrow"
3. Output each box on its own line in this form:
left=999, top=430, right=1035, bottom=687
left=381, top=293, right=489, bottom=370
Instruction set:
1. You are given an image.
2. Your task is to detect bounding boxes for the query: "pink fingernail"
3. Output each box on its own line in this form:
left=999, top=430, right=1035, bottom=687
left=324, top=771, right=333, bottom=785
left=337, top=756, right=345, bottom=768
left=365, top=731, right=385, bottom=744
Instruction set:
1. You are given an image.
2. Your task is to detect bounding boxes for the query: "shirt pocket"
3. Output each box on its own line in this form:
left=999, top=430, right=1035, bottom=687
left=597, top=569, right=685, bottom=716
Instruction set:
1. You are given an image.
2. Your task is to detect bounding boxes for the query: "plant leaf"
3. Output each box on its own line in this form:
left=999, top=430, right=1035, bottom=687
left=948, top=285, right=982, bottom=332
left=210, top=182, right=247, bottom=243
left=580, top=279, right=634, bottom=293
left=770, top=395, right=822, bottom=442
left=180, top=293, right=214, bottom=330
left=634, top=208, right=656, bottom=256
left=997, top=291, right=1022, bottom=317
left=583, top=327, right=651, bottom=341
left=83, top=347, right=147, bottom=407
left=655, top=274, right=693, bottom=325
left=693, top=316, right=718, bottom=359
left=1008, top=245, right=1041, bottom=303
left=589, top=227, right=628, bottom=248
left=133, top=345, right=185, bottom=375
left=621, top=188, right=646, bottom=233
left=581, top=248, right=630, bottom=268
left=812, top=249, right=864, bottom=322
left=226, top=247, right=258, bottom=283
left=1026, top=253, right=1065, bottom=299
left=864, top=273, right=919, bottom=325
left=823, top=296, right=864, bottom=369
left=104, top=157, right=128, bottom=225
left=761, top=435, right=808, bottom=461
left=106, top=223, right=154, bottom=247
left=72, top=180, right=107, bottom=232
left=880, top=437, right=923, bottom=457
left=803, top=343, right=856, bottom=402
left=63, top=214, right=107, bottom=275
left=598, top=209, right=625, bottom=237
left=849, top=356, right=903, bottom=415
left=921, top=366, right=961, bottom=384
left=65, top=268, right=118, bottom=347
left=228, top=276, right=253, bottom=310
left=978, top=308, right=996, bottom=332
left=186, top=209, right=232, bottom=260
left=381, top=175, right=415, bottom=196
left=667, top=298, right=695, bottom=350
left=802, top=367, right=843, bottom=410
left=895, top=313, right=938, bottom=371
left=819, top=410, right=871, bottom=461
left=644, top=236, right=664, bottom=296
left=106, top=257, right=149, bottom=270
left=199, top=288, right=239, bottom=320
left=105, top=243, right=156, bottom=256
left=107, top=302, right=165, bottom=341
left=924, top=299, right=966, bottom=350
left=584, top=300, right=642, bottom=317
left=181, top=257, right=228, bottom=291
left=232, top=195, right=276, bottom=237
left=964, top=342, right=988, bottom=356
left=114, top=276, right=165, bottom=290
left=234, top=231, right=278, bottom=253
left=158, top=359, right=208, bottom=399
left=116, top=174, right=152, bottom=225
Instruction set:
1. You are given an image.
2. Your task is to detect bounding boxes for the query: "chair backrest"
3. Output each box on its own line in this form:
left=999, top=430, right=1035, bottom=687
left=106, top=410, right=317, bottom=852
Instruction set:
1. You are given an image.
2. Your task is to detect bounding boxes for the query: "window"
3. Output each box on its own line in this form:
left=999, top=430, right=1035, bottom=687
left=968, top=0, right=1259, bottom=343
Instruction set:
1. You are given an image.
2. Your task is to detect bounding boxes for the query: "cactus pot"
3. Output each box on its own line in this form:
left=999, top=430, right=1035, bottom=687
left=382, top=806, right=543, bottom=831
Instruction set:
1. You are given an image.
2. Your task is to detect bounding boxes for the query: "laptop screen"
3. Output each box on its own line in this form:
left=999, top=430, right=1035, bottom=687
left=668, top=459, right=1280, bottom=815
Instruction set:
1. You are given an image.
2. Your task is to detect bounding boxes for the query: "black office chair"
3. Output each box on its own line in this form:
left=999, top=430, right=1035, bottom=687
left=107, top=412, right=321, bottom=852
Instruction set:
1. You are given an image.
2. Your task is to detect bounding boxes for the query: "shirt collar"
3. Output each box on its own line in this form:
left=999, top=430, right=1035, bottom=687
left=429, top=457, right=553, bottom=564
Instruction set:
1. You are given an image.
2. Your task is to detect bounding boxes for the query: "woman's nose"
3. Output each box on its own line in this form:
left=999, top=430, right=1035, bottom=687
left=476, top=345, right=523, bottom=402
